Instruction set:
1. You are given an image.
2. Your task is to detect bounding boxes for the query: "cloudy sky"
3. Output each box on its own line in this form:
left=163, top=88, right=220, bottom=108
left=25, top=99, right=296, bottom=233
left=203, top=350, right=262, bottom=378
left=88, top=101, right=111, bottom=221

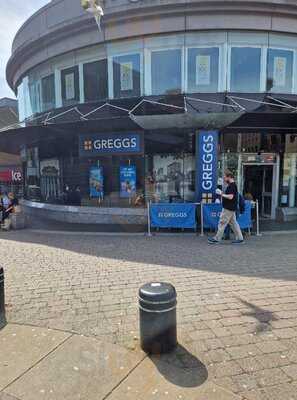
left=0, top=0, right=49, bottom=99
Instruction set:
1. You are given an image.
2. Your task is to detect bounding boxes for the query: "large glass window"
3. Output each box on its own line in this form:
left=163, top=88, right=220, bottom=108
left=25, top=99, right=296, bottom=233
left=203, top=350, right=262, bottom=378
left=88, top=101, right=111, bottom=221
left=41, top=74, right=55, bottom=111
left=61, top=66, right=79, bottom=106
left=17, top=83, right=25, bottom=121
left=187, top=47, right=219, bottom=93
left=28, top=80, right=41, bottom=115
left=230, top=47, right=261, bottom=92
left=83, top=59, right=108, bottom=102
left=281, top=135, right=297, bottom=208
left=151, top=49, right=182, bottom=95
left=267, top=49, right=293, bottom=93
left=145, top=131, right=195, bottom=203
left=113, top=54, right=141, bottom=98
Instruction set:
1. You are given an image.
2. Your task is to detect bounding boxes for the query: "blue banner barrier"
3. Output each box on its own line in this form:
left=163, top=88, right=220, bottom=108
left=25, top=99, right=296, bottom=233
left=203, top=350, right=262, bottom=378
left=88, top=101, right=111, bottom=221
left=150, top=203, right=197, bottom=229
left=203, top=201, right=252, bottom=230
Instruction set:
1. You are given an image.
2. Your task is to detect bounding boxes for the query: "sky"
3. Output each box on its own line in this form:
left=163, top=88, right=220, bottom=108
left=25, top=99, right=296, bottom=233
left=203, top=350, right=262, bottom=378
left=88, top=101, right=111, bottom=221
left=0, top=0, right=49, bottom=99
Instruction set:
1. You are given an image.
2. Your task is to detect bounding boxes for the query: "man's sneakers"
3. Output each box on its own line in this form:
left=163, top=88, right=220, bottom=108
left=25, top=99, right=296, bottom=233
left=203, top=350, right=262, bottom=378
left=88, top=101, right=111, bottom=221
left=232, top=239, right=245, bottom=245
left=208, top=237, right=245, bottom=245
left=208, top=237, right=219, bottom=244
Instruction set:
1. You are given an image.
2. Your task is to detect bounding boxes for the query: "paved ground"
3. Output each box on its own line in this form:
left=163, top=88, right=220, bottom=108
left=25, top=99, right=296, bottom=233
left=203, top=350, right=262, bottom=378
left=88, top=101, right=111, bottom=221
left=1, top=230, right=297, bottom=399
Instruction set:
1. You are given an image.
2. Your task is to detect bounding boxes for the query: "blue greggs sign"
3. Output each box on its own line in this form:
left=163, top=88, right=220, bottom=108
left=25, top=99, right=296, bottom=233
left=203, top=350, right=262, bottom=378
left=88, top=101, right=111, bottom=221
left=196, top=130, right=219, bottom=202
left=79, top=132, right=143, bottom=156
left=150, top=203, right=197, bottom=229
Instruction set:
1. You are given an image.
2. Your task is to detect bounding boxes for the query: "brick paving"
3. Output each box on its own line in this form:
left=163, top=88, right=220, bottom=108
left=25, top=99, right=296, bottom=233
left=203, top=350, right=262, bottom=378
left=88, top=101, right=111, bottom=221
left=1, top=230, right=297, bottom=398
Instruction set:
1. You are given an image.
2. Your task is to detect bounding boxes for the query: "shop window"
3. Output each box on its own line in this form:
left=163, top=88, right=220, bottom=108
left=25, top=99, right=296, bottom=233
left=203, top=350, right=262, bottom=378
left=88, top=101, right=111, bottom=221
left=281, top=153, right=297, bottom=208
left=41, top=74, right=55, bottom=111
left=187, top=47, right=219, bottom=93
left=267, top=49, right=293, bottom=93
left=230, top=47, right=261, bottom=92
left=151, top=49, right=182, bottom=95
left=113, top=54, right=141, bottom=98
left=61, top=66, right=79, bottom=107
left=83, top=59, right=108, bottom=102
left=145, top=154, right=195, bottom=203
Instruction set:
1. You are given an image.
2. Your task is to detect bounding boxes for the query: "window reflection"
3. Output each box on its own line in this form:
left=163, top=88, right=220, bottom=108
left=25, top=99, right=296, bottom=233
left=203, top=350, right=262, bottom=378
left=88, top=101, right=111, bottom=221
left=28, top=80, right=41, bottom=115
left=188, top=47, right=219, bottom=92
left=267, top=49, right=293, bottom=93
left=230, top=47, right=261, bottom=92
left=41, top=74, right=55, bottom=111
left=113, top=54, right=141, bottom=98
left=151, top=49, right=182, bottom=95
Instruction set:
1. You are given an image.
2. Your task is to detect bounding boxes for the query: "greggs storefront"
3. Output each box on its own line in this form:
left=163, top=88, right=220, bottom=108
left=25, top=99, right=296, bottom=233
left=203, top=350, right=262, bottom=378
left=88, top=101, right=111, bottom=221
left=8, top=108, right=296, bottom=225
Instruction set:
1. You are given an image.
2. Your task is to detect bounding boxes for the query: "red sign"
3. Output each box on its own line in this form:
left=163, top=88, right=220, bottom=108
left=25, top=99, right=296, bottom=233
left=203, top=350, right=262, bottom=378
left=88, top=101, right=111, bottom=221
left=0, top=169, right=22, bottom=183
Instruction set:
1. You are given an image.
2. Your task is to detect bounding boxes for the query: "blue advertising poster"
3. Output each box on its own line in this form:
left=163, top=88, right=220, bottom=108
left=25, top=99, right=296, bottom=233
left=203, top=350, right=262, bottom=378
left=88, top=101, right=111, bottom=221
left=120, top=166, right=136, bottom=198
left=89, top=167, right=104, bottom=198
left=196, top=130, right=219, bottom=202
left=150, top=203, right=197, bottom=229
left=203, top=201, right=252, bottom=229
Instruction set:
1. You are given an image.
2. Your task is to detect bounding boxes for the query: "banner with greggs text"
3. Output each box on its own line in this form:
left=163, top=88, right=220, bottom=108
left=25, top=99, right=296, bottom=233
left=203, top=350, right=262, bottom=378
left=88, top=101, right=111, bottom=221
left=196, top=130, right=218, bottom=203
left=150, top=203, right=197, bottom=229
left=203, top=202, right=252, bottom=229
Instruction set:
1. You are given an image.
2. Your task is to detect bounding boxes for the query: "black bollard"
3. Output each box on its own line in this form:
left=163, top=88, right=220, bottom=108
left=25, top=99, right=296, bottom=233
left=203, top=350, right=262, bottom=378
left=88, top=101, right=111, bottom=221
left=139, top=282, right=177, bottom=354
left=0, top=268, right=5, bottom=328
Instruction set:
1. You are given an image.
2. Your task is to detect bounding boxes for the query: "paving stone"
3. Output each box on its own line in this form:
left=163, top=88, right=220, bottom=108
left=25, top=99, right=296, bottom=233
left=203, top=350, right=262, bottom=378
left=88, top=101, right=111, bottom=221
left=282, top=364, right=297, bottom=380
left=256, top=352, right=291, bottom=369
left=188, top=329, right=215, bottom=340
left=208, top=361, right=243, bottom=378
left=205, top=349, right=232, bottom=364
left=6, top=335, right=145, bottom=400
left=274, top=328, right=297, bottom=339
left=0, top=324, right=71, bottom=392
left=254, top=367, right=291, bottom=387
left=0, top=393, right=21, bottom=400
left=107, top=357, right=241, bottom=400
left=236, top=356, right=263, bottom=373
left=226, top=344, right=262, bottom=360
left=232, top=373, right=258, bottom=391
left=262, top=382, right=297, bottom=400
left=255, top=340, right=288, bottom=354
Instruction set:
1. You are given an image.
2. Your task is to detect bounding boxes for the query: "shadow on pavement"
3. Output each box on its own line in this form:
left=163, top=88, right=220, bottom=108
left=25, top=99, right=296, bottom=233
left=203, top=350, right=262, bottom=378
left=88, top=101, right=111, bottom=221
left=150, top=344, right=208, bottom=388
left=1, top=229, right=297, bottom=283
left=237, top=297, right=278, bottom=334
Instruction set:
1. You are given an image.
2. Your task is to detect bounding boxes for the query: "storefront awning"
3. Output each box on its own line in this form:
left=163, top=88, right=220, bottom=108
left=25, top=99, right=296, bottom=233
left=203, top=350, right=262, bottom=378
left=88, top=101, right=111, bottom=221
left=131, top=112, right=243, bottom=130
left=1, top=93, right=297, bottom=154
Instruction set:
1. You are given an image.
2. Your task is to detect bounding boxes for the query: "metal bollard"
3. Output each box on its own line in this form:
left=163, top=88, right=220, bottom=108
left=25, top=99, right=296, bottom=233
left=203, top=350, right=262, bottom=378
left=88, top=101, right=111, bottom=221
left=0, top=268, right=6, bottom=328
left=139, top=282, right=177, bottom=354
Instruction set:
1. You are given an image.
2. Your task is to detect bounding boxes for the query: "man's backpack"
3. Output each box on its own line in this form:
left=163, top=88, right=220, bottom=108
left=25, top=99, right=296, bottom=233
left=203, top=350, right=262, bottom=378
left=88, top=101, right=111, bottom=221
left=237, top=193, right=246, bottom=215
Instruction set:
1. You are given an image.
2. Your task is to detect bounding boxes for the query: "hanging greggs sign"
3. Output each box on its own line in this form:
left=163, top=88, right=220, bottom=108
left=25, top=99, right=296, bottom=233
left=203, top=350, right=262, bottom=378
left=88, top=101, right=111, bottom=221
left=79, top=132, right=143, bottom=156
left=0, top=169, right=23, bottom=183
left=196, top=130, right=219, bottom=203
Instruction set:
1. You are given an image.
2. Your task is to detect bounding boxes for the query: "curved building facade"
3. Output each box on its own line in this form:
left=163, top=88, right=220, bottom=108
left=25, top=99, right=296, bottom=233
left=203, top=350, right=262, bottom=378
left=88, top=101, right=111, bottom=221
left=5, top=0, right=297, bottom=224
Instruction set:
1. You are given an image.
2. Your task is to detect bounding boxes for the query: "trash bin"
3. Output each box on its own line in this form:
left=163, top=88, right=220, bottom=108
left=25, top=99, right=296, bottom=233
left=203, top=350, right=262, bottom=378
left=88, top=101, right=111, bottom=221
left=139, top=282, right=177, bottom=354
left=0, top=268, right=5, bottom=328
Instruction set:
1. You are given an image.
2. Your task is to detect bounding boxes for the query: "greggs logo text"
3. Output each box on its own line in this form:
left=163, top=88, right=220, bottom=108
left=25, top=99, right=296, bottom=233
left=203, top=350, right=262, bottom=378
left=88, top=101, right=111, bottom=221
left=80, top=133, right=142, bottom=156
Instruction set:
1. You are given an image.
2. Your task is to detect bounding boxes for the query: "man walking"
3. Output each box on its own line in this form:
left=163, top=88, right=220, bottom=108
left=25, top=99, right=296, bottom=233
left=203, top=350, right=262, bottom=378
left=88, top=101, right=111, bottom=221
left=208, top=170, right=244, bottom=245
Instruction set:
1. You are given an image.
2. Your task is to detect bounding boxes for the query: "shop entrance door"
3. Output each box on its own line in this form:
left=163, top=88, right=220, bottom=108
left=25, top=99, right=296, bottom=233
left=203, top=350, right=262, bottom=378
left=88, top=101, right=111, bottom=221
left=243, top=162, right=277, bottom=219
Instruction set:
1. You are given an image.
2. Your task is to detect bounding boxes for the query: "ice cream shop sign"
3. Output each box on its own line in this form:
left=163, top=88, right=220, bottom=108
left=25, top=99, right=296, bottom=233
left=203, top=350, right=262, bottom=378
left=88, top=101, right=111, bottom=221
left=0, top=169, right=23, bottom=183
